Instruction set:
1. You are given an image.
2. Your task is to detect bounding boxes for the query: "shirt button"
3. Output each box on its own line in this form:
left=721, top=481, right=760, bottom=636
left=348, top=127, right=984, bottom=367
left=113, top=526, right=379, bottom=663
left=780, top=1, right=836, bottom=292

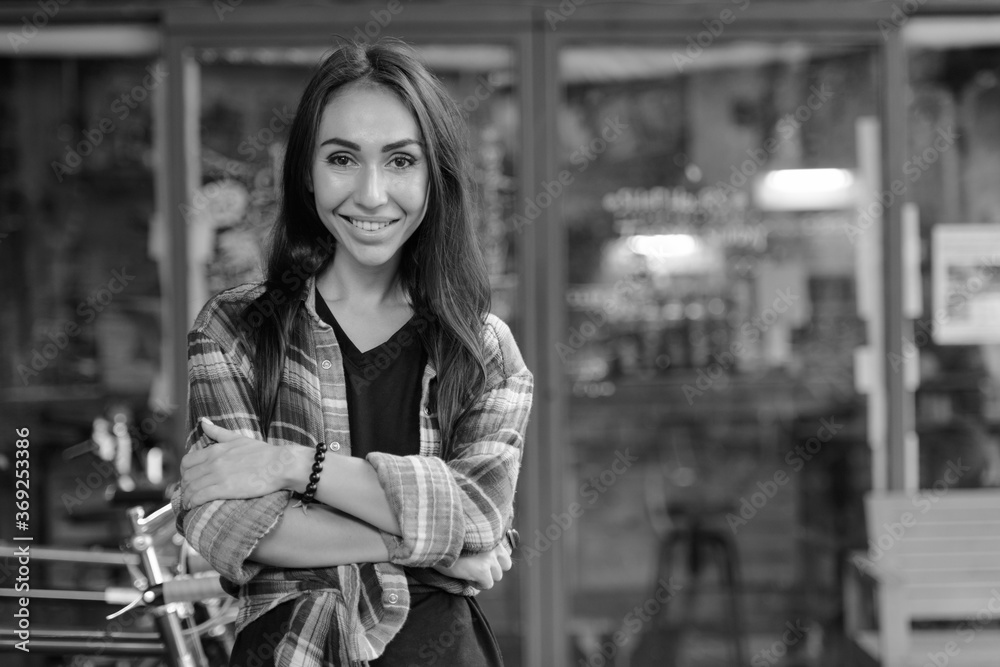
left=386, top=593, right=399, bottom=604
left=329, top=442, right=341, bottom=452
left=321, top=360, right=332, bottom=370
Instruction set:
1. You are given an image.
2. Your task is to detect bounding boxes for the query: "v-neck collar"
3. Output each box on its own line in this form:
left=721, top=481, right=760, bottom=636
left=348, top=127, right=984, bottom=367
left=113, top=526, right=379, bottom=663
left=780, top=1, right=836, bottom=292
left=314, top=285, right=416, bottom=361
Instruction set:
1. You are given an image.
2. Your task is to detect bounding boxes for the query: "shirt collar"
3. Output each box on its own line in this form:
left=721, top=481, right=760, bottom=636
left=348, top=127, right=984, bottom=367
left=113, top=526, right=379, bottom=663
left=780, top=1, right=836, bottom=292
left=300, top=275, right=330, bottom=329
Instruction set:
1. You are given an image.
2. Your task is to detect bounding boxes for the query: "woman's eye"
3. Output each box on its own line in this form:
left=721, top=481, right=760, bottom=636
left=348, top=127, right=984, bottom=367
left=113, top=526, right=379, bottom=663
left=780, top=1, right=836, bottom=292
left=326, top=154, right=353, bottom=167
left=390, top=155, right=416, bottom=169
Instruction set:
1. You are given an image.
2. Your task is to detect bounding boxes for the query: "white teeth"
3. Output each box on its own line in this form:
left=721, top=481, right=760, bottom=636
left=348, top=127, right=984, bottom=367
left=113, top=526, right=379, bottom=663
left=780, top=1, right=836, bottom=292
left=346, top=217, right=393, bottom=232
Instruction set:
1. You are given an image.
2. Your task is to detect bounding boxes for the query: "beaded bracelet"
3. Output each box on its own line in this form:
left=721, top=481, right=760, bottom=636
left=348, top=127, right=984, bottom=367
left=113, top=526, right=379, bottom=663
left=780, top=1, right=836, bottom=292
left=293, top=441, right=327, bottom=514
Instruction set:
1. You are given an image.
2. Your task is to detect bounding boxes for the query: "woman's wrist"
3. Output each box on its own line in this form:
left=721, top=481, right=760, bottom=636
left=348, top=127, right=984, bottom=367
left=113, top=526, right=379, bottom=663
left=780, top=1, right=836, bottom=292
left=285, top=445, right=316, bottom=494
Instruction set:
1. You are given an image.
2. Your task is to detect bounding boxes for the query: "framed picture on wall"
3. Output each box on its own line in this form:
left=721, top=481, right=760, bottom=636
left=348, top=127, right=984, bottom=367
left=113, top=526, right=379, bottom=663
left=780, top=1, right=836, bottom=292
left=932, top=223, right=1000, bottom=344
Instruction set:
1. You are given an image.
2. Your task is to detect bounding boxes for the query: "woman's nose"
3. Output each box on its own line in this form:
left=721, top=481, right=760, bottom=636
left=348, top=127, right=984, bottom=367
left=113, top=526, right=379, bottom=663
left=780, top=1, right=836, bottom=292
left=356, top=165, right=389, bottom=209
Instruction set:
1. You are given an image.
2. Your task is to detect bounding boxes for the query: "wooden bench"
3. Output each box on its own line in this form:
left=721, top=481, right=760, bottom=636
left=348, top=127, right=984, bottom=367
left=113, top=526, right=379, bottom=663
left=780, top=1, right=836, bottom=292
left=845, top=489, right=1000, bottom=667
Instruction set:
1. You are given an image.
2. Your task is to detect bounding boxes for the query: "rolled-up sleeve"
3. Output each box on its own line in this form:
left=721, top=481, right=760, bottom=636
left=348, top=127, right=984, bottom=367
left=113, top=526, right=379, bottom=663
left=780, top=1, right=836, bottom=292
left=170, top=326, right=290, bottom=587
left=366, top=317, right=533, bottom=567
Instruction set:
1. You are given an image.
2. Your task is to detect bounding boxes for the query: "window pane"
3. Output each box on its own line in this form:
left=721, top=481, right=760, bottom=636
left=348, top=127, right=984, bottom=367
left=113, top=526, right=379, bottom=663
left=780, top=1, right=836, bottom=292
left=2, top=58, right=161, bottom=395
left=558, top=42, right=875, bottom=666
left=905, top=30, right=1000, bottom=490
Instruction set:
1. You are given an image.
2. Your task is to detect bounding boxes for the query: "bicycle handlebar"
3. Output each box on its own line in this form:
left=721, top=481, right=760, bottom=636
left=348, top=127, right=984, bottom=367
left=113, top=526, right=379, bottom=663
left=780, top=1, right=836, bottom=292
left=0, top=573, right=226, bottom=607
left=159, top=572, right=227, bottom=604
left=0, top=542, right=141, bottom=566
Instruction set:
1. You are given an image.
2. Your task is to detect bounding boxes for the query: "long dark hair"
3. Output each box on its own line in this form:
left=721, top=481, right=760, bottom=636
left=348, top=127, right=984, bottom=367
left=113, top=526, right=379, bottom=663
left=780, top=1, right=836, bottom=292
left=246, top=39, right=491, bottom=448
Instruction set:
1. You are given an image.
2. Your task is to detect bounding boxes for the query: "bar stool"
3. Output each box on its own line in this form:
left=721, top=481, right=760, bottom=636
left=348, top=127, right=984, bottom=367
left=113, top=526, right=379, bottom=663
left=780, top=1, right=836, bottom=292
left=628, top=500, right=746, bottom=667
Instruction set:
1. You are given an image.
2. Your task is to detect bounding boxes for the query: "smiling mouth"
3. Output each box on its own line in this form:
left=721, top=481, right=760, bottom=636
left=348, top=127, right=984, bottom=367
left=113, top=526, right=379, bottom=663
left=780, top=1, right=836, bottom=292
left=343, top=216, right=397, bottom=232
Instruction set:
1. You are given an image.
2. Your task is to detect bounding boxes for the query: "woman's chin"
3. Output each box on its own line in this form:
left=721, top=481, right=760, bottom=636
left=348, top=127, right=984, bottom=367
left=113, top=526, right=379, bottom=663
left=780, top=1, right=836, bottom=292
left=338, top=243, right=403, bottom=270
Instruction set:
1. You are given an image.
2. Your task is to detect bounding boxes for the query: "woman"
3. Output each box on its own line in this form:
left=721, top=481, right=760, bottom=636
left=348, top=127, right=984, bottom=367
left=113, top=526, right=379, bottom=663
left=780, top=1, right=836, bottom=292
left=171, top=40, right=532, bottom=667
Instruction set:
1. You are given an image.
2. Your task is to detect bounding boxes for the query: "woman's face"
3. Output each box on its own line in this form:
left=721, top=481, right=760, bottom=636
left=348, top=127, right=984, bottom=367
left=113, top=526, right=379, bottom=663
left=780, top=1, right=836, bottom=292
left=311, top=82, right=429, bottom=272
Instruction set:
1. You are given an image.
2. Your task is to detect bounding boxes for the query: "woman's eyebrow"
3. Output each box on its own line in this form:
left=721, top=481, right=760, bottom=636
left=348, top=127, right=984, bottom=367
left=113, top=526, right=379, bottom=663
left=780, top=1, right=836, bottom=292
left=381, top=139, right=423, bottom=152
left=319, top=137, right=423, bottom=152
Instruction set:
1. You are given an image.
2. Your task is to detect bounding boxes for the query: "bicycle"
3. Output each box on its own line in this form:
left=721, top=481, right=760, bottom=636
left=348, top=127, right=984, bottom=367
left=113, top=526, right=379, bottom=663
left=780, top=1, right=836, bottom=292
left=0, top=503, right=235, bottom=667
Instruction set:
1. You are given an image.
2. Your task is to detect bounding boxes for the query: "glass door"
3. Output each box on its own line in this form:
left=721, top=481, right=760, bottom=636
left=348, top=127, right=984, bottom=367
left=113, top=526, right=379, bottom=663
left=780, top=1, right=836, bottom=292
left=554, top=40, right=878, bottom=667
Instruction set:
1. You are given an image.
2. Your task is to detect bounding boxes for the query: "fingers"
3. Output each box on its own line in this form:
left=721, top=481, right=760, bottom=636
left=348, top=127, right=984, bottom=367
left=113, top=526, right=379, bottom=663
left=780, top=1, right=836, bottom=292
left=179, top=461, right=216, bottom=504
left=180, top=445, right=223, bottom=483
left=477, top=553, right=503, bottom=589
left=496, top=545, right=512, bottom=571
left=466, top=557, right=500, bottom=590
left=476, top=570, right=496, bottom=590
left=183, top=481, right=217, bottom=509
left=442, top=545, right=518, bottom=591
left=199, top=418, right=242, bottom=442
left=180, top=445, right=209, bottom=473
left=468, top=546, right=511, bottom=591
left=486, top=558, right=503, bottom=590
left=180, top=449, right=197, bottom=472
left=181, top=436, right=249, bottom=478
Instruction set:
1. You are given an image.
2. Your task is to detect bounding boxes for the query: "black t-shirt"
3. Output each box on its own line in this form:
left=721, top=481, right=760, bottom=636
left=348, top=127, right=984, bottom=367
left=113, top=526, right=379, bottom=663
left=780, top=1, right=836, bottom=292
left=314, top=288, right=427, bottom=459
left=299, top=288, right=503, bottom=666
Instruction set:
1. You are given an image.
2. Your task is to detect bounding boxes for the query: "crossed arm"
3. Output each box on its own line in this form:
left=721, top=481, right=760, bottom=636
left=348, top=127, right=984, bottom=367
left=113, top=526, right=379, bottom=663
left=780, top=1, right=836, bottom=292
left=173, top=316, right=531, bottom=590
left=250, top=500, right=390, bottom=568
left=184, top=420, right=512, bottom=586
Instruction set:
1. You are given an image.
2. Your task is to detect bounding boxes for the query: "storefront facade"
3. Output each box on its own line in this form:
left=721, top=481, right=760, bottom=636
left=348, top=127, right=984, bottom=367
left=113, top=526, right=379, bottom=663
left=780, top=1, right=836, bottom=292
left=4, top=2, right=1000, bottom=665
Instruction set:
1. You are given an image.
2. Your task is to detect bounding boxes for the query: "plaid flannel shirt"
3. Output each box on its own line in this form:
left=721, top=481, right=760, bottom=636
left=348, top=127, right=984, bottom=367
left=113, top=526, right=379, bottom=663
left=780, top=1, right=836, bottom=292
left=170, top=279, right=533, bottom=666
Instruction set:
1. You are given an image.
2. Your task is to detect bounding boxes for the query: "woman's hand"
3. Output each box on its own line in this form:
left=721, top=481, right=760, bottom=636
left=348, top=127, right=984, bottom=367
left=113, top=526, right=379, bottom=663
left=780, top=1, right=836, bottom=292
left=431, top=542, right=512, bottom=590
left=179, top=419, right=307, bottom=508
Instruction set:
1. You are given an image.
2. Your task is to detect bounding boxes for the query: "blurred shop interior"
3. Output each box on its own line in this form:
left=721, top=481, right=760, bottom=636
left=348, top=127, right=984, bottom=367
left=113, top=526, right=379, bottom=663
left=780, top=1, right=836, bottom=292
left=4, top=2, right=1000, bottom=666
